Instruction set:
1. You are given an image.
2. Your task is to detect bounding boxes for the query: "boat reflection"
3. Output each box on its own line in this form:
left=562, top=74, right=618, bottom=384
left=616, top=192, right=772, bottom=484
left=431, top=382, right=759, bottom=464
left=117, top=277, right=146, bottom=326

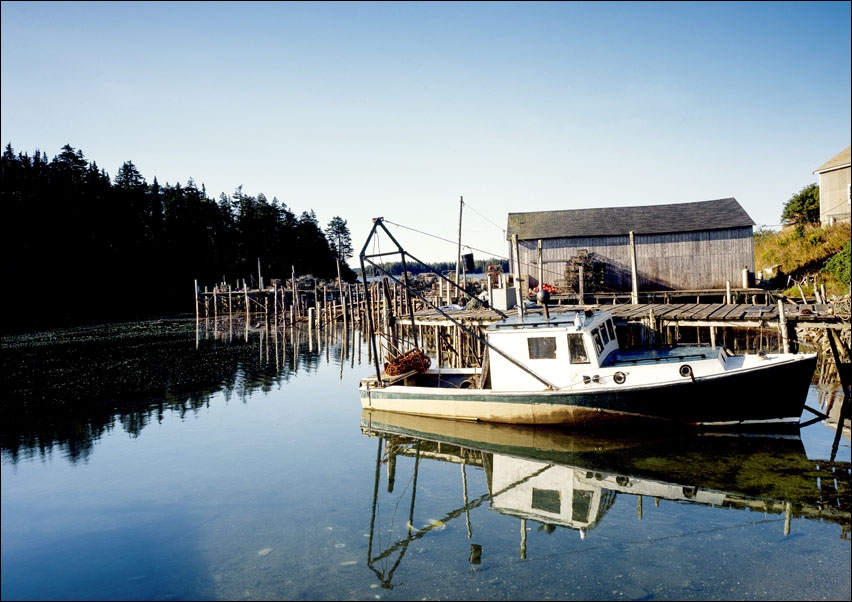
left=361, top=409, right=851, bottom=589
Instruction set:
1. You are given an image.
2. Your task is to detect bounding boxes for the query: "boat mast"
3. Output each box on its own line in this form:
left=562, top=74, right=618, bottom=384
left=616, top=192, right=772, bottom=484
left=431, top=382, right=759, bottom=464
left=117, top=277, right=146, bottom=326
left=455, top=196, right=463, bottom=304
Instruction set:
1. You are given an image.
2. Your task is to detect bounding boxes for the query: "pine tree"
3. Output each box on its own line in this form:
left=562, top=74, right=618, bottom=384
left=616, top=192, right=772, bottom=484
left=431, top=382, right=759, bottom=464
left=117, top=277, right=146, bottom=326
left=325, top=216, right=353, bottom=262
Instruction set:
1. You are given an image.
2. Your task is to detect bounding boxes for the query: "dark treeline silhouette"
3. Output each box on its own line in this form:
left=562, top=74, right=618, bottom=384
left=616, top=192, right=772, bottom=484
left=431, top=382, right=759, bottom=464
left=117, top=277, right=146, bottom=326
left=1, top=143, right=358, bottom=332
left=377, top=258, right=510, bottom=277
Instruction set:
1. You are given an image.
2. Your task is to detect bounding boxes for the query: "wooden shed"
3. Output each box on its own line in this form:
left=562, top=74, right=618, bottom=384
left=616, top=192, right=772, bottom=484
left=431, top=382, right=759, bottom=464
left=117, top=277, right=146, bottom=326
left=814, top=146, right=851, bottom=227
left=506, top=198, right=756, bottom=295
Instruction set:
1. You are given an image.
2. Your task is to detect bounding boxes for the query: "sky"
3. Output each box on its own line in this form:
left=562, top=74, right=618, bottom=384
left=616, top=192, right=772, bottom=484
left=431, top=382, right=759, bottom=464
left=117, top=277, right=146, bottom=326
left=2, top=1, right=850, bottom=269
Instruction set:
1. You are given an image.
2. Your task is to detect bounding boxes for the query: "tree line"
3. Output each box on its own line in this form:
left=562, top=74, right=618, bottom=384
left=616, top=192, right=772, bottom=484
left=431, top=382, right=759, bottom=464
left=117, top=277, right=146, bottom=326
left=1, top=143, right=358, bottom=331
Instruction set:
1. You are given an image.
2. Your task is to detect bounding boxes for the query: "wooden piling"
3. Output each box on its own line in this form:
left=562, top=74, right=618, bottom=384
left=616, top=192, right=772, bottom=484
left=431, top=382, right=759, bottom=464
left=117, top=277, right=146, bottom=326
left=778, top=300, right=789, bottom=353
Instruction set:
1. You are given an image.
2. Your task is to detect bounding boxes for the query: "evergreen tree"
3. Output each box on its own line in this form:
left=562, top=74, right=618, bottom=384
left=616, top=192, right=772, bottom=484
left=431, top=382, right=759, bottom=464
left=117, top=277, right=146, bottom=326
left=114, top=160, right=145, bottom=189
left=325, top=216, right=353, bottom=262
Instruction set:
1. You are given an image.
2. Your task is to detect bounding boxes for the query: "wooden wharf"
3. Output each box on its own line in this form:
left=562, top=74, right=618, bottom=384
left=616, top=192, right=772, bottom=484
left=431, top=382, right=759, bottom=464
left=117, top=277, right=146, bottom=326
left=399, top=300, right=849, bottom=328
left=387, top=300, right=849, bottom=377
left=193, top=278, right=850, bottom=386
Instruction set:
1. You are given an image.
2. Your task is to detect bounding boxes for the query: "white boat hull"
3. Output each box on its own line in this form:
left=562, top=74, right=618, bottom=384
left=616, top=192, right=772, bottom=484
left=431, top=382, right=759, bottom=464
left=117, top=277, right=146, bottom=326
left=360, top=352, right=817, bottom=428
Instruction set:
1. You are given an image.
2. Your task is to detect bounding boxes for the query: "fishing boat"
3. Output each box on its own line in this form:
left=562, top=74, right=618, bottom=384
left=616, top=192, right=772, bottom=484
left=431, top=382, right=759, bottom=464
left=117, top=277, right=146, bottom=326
left=358, top=218, right=818, bottom=429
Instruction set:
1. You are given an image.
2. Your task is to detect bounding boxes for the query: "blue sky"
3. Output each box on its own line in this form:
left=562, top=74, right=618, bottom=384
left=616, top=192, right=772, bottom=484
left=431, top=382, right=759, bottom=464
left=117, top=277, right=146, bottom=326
left=2, top=1, right=850, bottom=266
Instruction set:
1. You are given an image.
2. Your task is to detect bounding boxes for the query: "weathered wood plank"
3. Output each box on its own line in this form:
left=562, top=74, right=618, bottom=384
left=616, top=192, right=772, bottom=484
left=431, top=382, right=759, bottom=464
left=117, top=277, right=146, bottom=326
left=706, top=303, right=736, bottom=319
left=644, top=304, right=693, bottom=320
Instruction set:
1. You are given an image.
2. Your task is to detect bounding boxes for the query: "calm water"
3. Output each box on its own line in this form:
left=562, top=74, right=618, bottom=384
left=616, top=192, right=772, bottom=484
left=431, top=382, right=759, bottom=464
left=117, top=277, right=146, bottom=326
left=1, top=317, right=849, bottom=601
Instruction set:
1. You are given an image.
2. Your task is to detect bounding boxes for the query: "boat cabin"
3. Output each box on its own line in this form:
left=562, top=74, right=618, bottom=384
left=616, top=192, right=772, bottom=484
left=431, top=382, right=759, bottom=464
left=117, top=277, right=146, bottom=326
left=485, top=309, right=620, bottom=391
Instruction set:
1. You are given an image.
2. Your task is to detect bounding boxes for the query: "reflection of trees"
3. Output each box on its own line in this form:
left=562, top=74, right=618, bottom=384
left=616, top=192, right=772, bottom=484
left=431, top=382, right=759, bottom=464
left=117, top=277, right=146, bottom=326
left=0, top=319, right=347, bottom=464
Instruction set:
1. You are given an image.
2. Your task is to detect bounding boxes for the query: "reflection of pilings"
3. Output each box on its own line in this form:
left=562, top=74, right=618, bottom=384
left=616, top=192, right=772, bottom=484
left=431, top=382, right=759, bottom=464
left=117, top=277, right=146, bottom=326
left=784, top=502, right=792, bottom=536
left=462, top=461, right=472, bottom=539
left=195, top=314, right=360, bottom=381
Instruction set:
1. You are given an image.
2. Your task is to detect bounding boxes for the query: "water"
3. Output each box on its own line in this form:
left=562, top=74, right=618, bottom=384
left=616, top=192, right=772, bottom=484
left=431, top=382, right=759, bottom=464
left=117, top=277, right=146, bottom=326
left=1, top=317, right=849, bottom=601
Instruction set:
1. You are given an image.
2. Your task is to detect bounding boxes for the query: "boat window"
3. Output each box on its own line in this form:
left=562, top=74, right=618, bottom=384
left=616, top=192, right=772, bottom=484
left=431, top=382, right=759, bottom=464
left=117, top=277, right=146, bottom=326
left=572, top=489, right=593, bottom=523
left=600, top=323, right=610, bottom=344
left=606, top=319, right=616, bottom=342
left=592, top=328, right=604, bottom=355
left=528, top=337, right=557, bottom=359
left=531, top=488, right=561, bottom=514
left=567, top=334, right=589, bottom=364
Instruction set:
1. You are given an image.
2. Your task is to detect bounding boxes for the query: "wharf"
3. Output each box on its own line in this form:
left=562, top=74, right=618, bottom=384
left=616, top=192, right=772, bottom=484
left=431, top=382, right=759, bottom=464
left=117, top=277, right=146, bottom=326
left=395, top=300, right=850, bottom=385
left=192, top=277, right=850, bottom=384
left=405, top=301, right=849, bottom=330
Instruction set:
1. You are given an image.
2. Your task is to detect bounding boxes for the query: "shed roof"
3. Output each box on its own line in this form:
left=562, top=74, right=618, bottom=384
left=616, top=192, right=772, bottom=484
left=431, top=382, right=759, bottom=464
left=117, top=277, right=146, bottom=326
left=813, top=146, right=851, bottom=173
left=506, top=198, right=754, bottom=240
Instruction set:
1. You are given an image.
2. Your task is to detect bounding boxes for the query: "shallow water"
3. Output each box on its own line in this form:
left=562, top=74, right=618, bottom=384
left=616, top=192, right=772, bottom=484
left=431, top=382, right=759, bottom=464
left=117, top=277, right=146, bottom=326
left=1, top=317, right=849, bottom=601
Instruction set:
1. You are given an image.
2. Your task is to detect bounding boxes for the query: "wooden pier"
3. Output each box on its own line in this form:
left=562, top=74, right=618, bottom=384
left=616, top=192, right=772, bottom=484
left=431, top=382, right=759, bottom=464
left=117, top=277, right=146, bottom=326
left=194, top=278, right=851, bottom=386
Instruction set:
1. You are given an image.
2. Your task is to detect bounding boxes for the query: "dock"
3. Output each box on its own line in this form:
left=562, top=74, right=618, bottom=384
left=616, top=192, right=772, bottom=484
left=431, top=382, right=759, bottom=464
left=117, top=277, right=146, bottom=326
left=193, top=278, right=850, bottom=386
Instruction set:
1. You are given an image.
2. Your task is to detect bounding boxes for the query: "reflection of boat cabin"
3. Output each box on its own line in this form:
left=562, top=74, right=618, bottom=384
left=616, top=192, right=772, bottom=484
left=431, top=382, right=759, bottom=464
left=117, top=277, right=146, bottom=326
left=486, top=310, right=619, bottom=390
left=490, top=455, right=727, bottom=533
left=491, top=455, right=616, bottom=532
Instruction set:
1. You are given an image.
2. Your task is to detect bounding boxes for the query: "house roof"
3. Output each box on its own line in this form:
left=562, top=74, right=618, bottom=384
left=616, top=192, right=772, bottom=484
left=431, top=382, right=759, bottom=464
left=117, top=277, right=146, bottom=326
left=813, top=146, right=851, bottom=173
left=506, top=198, right=755, bottom=240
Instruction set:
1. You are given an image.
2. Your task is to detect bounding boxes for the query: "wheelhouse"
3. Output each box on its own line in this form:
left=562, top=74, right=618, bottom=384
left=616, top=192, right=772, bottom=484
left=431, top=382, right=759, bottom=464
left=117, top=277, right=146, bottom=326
left=485, top=310, right=619, bottom=390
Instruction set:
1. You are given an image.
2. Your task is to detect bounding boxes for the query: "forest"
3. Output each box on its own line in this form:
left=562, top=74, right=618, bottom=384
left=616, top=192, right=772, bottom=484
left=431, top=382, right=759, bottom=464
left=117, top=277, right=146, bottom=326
left=5, top=143, right=845, bottom=334
left=1, top=143, right=359, bottom=332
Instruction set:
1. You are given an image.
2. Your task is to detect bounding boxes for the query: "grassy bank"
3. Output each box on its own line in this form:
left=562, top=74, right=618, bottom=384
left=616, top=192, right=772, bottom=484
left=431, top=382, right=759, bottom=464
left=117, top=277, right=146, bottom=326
left=754, top=221, right=851, bottom=300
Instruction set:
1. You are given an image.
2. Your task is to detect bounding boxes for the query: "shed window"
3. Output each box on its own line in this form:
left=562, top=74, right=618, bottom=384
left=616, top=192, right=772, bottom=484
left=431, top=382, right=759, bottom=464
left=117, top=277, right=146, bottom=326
left=528, top=337, right=557, bottom=359
left=567, top=334, right=589, bottom=364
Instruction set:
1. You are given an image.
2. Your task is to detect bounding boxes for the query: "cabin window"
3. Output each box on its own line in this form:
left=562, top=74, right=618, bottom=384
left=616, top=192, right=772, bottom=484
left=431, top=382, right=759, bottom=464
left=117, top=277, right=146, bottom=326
left=567, top=334, right=589, bottom=364
left=531, top=488, right=561, bottom=514
left=572, top=489, right=593, bottom=523
left=606, top=319, right=616, bottom=342
left=600, top=323, right=610, bottom=344
left=592, top=328, right=604, bottom=355
left=528, top=337, right=557, bottom=359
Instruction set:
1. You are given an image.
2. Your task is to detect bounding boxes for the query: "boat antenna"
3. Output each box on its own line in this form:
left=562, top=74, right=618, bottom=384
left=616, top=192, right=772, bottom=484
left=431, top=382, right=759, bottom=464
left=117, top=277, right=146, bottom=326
left=456, top=196, right=463, bottom=303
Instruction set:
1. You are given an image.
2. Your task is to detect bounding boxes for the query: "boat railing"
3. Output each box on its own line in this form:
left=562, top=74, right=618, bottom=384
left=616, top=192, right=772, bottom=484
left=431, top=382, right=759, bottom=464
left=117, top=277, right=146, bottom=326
left=614, top=352, right=711, bottom=365
left=381, top=370, right=419, bottom=386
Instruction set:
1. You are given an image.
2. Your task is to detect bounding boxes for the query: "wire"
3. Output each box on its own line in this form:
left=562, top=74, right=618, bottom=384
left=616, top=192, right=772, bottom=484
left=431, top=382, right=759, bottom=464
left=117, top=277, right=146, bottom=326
left=379, top=218, right=610, bottom=289
left=383, top=219, right=508, bottom=260
left=463, top=200, right=507, bottom=234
